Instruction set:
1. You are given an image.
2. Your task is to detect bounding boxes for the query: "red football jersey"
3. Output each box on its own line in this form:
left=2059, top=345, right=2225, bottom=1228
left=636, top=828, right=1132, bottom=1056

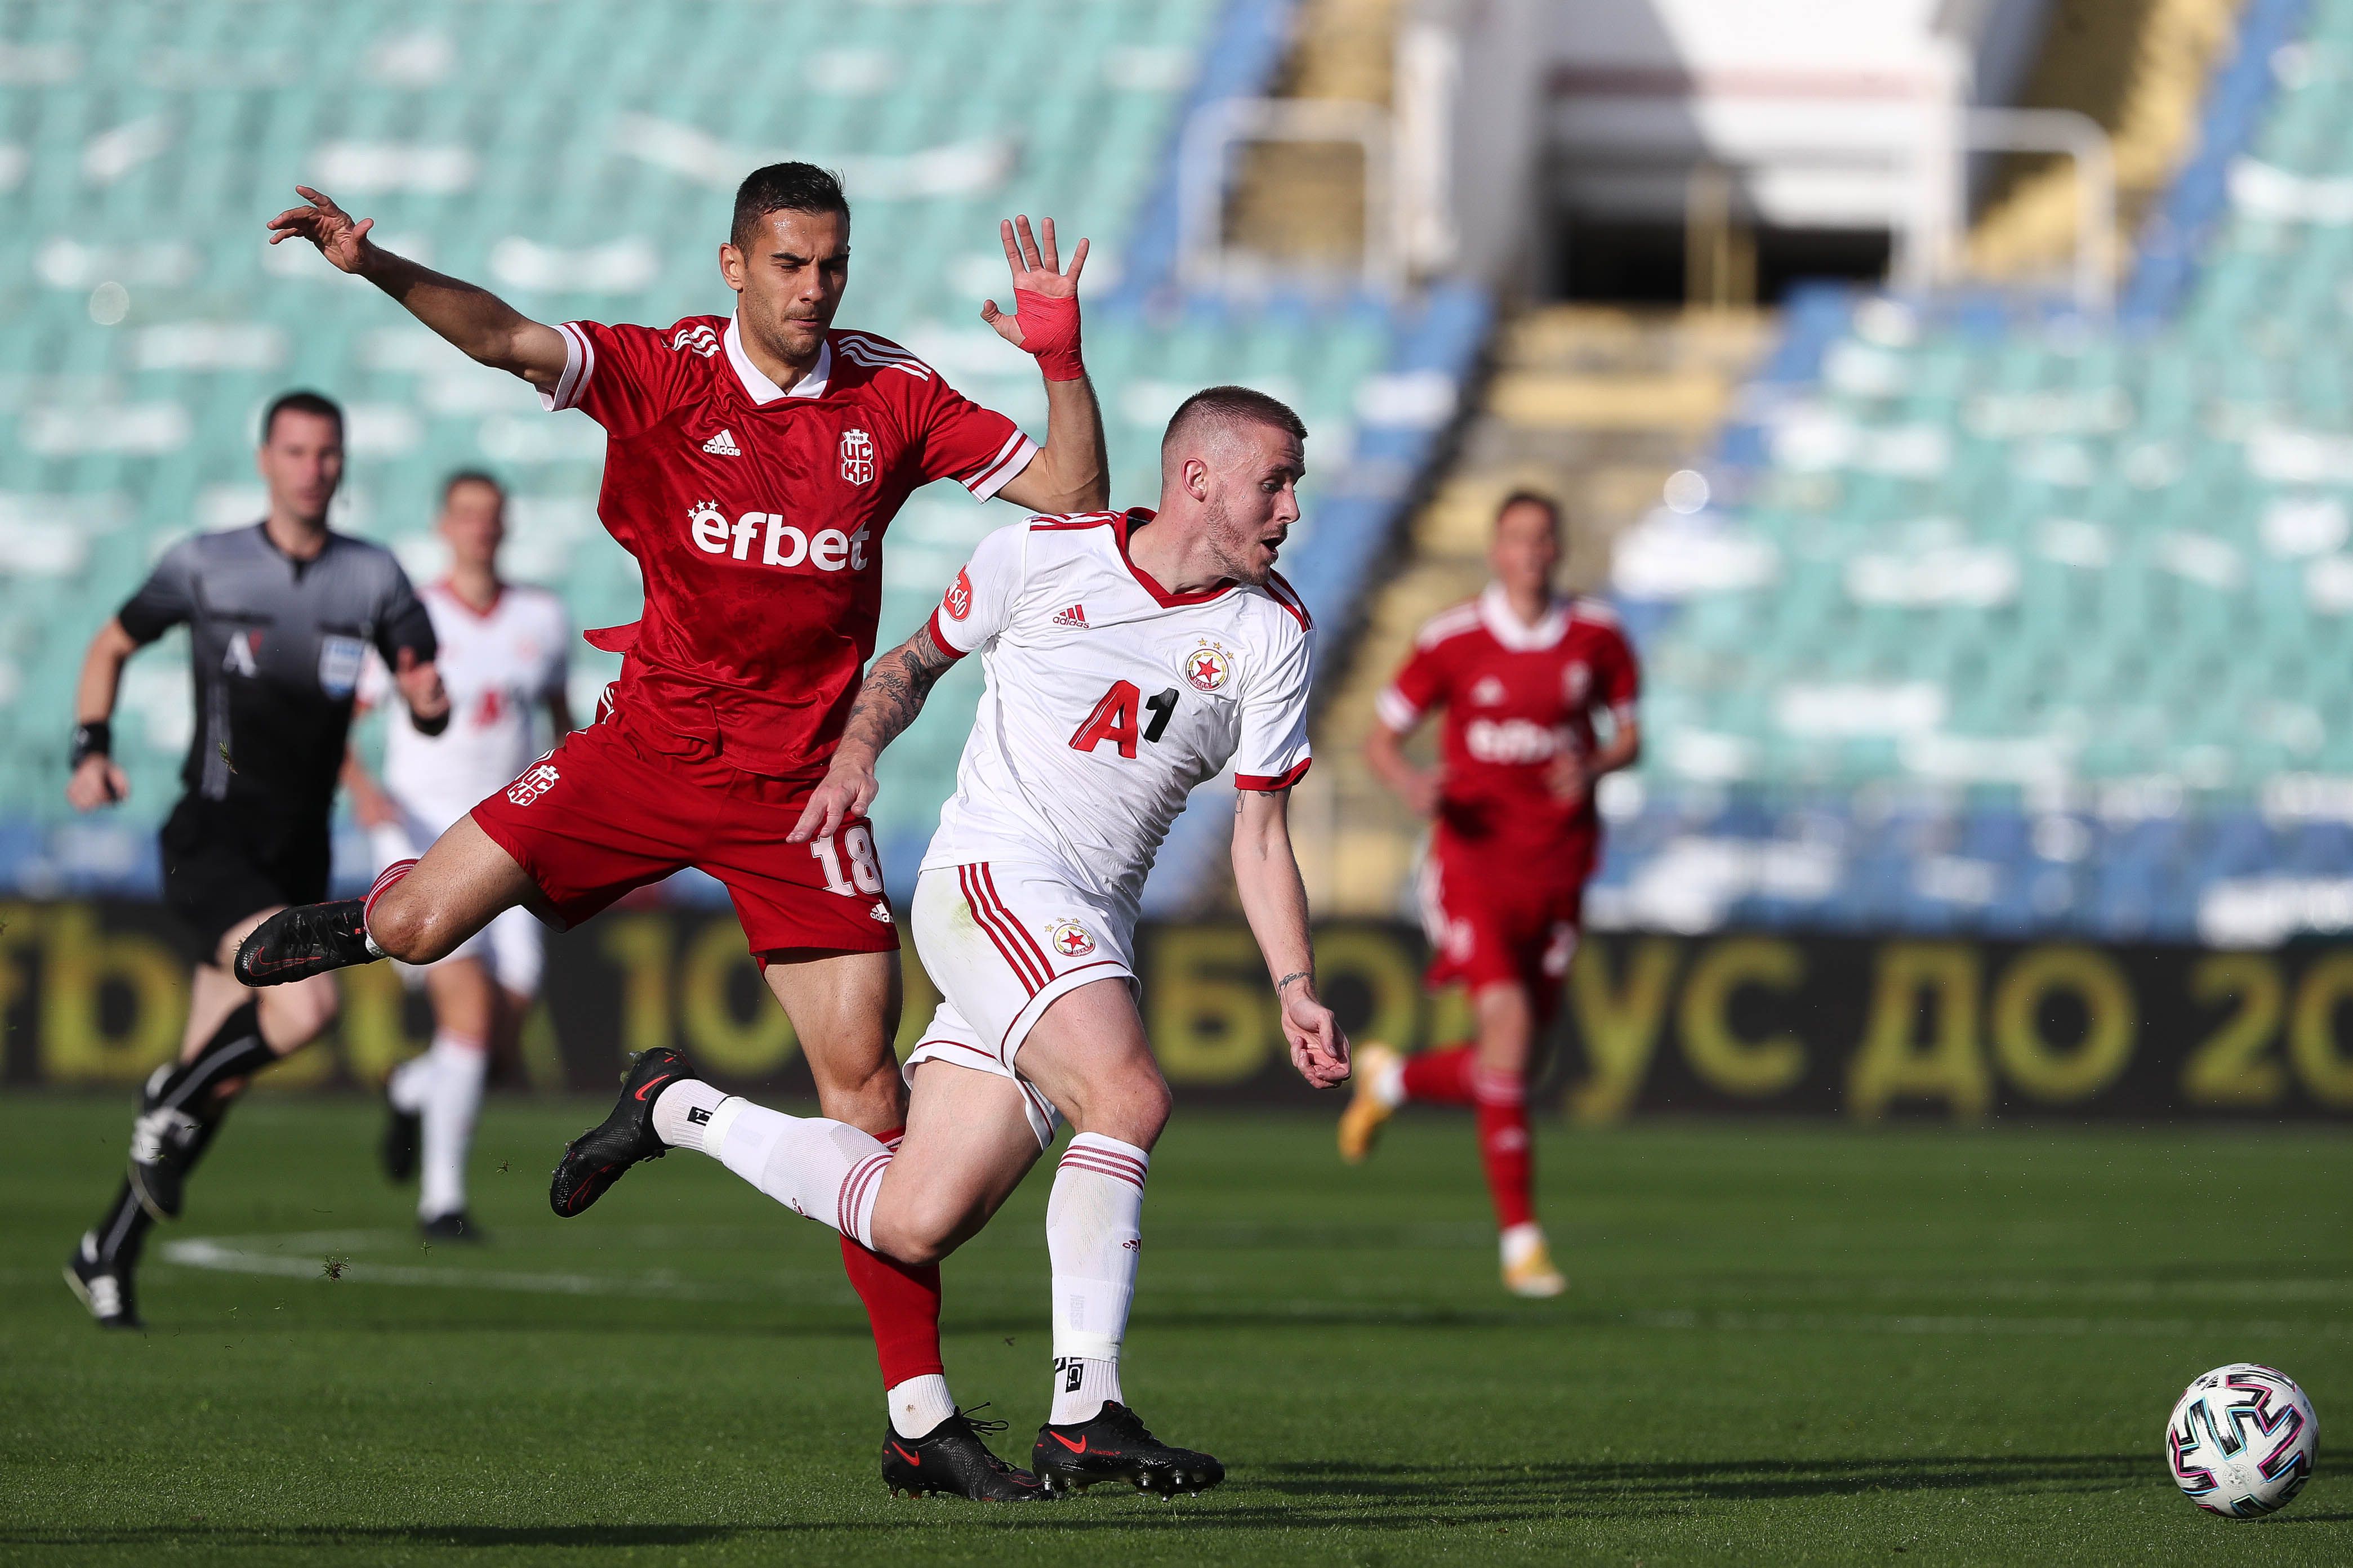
left=543, top=313, right=1037, bottom=778
left=1376, top=585, right=1640, bottom=885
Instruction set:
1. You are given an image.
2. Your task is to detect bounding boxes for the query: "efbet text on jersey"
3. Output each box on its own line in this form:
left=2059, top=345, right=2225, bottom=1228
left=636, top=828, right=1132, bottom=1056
left=685, top=499, right=872, bottom=573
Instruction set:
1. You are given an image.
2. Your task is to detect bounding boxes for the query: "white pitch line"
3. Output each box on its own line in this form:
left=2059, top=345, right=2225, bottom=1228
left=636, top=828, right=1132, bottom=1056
left=159, top=1233, right=730, bottom=1300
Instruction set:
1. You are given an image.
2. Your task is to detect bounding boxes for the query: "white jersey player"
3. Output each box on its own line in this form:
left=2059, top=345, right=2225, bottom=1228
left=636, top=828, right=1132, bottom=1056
left=345, top=472, right=573, bottom=1237
left=555, top=387, right=1350, bottom=1495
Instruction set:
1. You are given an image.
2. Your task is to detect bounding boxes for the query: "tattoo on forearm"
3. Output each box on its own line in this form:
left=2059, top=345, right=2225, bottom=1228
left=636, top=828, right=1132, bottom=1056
left=1276, top=970, right=1311, bottom=993
left=841, top=629, right=955, bottom=760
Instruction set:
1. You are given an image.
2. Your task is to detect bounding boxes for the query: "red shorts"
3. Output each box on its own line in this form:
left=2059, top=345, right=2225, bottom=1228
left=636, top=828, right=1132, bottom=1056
left=469, top=708, right=898, bottom=958
left=1419, top=850, right=1583, bottom=1018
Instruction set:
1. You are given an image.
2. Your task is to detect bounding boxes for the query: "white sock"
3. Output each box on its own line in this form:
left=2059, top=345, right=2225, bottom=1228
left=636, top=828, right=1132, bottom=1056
left=650, top=1078, right=729, bottom=1151
left=417, top=1032, right=487, bottom=1221
left=887, top=1373, right=957, bottom=1439
left=1501, top=1221, right=1547, bottom=1269
left=669, top=1092, right=890, bottom=1247
left=1372, top=1055, right=1407, bottom=1109
left=1046, top=1132, right=1149, bottom=1426
left=1050, top=1355, right=1123, bottom=1427
left=386, top=1051, right=434, bottom=1115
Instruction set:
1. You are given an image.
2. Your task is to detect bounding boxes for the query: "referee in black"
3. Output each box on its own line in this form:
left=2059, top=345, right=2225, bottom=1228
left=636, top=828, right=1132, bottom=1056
left=64, top=391, right=451, bottom=1328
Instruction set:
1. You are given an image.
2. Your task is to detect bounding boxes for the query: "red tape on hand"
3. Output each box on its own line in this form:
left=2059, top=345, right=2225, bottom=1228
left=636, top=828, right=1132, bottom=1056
left=1011, top=288, right=1084, bottom=381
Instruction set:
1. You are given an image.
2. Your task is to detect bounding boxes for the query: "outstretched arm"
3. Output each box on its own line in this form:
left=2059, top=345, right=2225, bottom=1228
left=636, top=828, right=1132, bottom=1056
left=981, top=217, right=1109, bottom=514
left=788, top=626, right=960, bottom=843
left=266, top=187, right=568, bottom=388
left=1232, top=788, right=1351, bottom=1089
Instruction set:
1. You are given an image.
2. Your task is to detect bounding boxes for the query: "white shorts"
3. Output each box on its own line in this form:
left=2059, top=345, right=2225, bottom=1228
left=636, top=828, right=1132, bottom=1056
left=903, top=861, right=1137, bottom=1150
left=369, top=810, right=546, bottom=997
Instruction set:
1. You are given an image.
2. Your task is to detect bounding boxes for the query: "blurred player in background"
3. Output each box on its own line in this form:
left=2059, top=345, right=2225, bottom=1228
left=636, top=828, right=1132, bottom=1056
left=342, top=471, right=573, bottom=1240
left=62, top=392, right=449, bottom=1328
left=546, top=387, right=1348, bottom=1499
left=242, top=164, right=1109, bottom=1496
left=1341, top=491, right=1641, bottom=1298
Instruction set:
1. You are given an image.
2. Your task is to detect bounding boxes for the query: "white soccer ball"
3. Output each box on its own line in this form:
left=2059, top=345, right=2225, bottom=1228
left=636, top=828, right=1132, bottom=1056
left=2166, top=1362, right=2318, bottom=1517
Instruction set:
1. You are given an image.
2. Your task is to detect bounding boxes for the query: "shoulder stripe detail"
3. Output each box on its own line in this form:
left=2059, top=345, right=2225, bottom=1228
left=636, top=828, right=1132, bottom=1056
left=836, top=339, right=926, bottom=369
left=1412, top=603, right=1482, bottom=649
left=836, top=338, right=932, bottom=379
left=1264, top=571, right=1312, bottom=631
left=1570, top=595, right=1620, bottom=626
left=1027, top=511, right=1121, bottom=532
left=835, top=330, right=923, bottom=360
left=1374, top=687, right=1421, bottom=732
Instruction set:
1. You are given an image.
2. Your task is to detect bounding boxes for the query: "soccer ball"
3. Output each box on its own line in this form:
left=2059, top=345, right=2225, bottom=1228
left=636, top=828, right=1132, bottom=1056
left=2165, top=1362, right=2318, bottom=1517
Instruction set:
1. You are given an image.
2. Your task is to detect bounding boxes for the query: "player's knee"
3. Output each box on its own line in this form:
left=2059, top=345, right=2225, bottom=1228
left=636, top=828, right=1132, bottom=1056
left=812, top=1060, right=908, bottom=1134
left=874, top=1196, right=970, bottom=1267
left=368, top=887, right=453, bottom=964
left=1072, top=1069, right=1170, bottom=1149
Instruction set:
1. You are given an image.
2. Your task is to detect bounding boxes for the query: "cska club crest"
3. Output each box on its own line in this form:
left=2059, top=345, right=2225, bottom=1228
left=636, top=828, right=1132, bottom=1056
left=1563, top=660, right=1591, bottom=704
left=840, top=427, right=875, bottom=485
left=944, top=566, right=973, bottom=620
left=1049, top=919, right=1097, bottom=959
left=1184, top=641, right=1231, bottom=692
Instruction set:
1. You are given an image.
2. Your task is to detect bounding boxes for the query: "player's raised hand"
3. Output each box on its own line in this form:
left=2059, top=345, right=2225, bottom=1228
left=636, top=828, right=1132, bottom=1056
left=66, top=753, right=130, bottom=811
left=1281, top=985, right=1351, bottom=1089
left=395, top=647, right=451, bottom=735
left=789, top=754, right=879, bottom=845
left=265, top=186, right=379, bottom=274
left=982, top=216, right=1086, bottom=379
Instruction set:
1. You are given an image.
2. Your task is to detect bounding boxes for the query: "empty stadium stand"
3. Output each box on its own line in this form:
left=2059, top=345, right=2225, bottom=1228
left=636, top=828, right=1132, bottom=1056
left=0, top=0, right=1489, bottom=910
left=1591, top=0, right=2342, bottom=946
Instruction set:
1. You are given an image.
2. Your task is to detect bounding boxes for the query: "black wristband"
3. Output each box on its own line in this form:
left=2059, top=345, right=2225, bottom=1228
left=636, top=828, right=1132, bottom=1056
left=70, top=721, right=110, bottom=767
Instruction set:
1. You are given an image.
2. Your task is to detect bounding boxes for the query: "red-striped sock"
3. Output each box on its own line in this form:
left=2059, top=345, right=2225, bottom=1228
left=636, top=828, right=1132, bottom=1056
left=363, top=858, right=416, bottom=951
left=1398, top=1043, right=1476, bottom=1106
left=838, top=1130, right=946, bottom=1392
left=1473, top=1067, right=1534, bottom=1230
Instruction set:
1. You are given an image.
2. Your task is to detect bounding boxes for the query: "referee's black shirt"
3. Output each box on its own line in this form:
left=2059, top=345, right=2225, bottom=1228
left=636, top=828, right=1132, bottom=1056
left=118, top=522, right=437, bottom=819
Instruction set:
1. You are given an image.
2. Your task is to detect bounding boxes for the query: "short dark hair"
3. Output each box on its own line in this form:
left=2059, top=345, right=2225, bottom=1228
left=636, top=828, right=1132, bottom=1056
left=440, top=469, right=505, bottom=505
left=1161, top=385, right=1309, bottom=455
left=1494, top=489, right=1562, bottom=530
left=260, top=390, right=342, bottom=446
left=732, top=162, right=850, bottom=251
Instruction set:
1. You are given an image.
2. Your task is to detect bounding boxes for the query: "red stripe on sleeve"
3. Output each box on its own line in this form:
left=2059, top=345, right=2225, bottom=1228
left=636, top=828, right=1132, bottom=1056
left=1235, top=757, right=1313, bottom=792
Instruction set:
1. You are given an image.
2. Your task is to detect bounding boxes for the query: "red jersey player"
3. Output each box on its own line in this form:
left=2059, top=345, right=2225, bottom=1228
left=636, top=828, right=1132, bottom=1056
left=1339, top=490, right=1641, bottom=1298
left=242, top=164, right=1108, bottom=1499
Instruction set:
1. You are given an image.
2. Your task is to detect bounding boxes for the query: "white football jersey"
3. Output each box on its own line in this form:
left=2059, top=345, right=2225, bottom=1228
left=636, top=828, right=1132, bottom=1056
left=362, top=581, right=572, bottom=826
left=919, top=509, right=1315, bottom=913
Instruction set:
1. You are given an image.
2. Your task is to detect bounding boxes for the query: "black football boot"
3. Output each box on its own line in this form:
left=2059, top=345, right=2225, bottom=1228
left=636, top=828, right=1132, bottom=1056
left=234, top=899, right=375, bottom=986
left=63, top=1232, right=143, bottom=1330
left=549, top=1048, right=690, bottom=1217
left=1031, top=1401, right=1225, bottom=1498
left=880, top=1408, right=1048, bottom=1501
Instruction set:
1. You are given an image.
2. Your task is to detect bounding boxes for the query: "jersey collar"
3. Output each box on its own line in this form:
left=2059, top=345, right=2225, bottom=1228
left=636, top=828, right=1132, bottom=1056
left=1478, top=582, right=1569, bottom=651
left=724, top=313, right=831, bottom=404
left=1114, top=508, right=1237, bottom=608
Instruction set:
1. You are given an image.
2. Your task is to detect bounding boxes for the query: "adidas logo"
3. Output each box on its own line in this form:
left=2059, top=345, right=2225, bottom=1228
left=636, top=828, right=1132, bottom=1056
left=702, top=428, right=741, bottom=457
left=1051, top=604, right=1089, bottom=629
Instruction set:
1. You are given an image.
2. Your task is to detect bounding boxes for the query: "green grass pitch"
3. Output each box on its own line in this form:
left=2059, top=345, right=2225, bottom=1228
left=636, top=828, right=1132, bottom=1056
left=4, top=1094, right=2349, bottom=1565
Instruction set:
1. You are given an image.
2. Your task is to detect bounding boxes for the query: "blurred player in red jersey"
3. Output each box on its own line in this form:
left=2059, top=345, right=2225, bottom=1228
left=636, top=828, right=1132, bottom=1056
left=242, top=164, right=1108, bottom=1498
left=1340, top=491, right=1641, bottom=1298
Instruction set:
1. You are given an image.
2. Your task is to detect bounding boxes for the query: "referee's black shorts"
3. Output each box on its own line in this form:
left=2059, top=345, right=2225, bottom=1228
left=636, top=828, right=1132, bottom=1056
left=159, top=797, right=332, bottom=964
